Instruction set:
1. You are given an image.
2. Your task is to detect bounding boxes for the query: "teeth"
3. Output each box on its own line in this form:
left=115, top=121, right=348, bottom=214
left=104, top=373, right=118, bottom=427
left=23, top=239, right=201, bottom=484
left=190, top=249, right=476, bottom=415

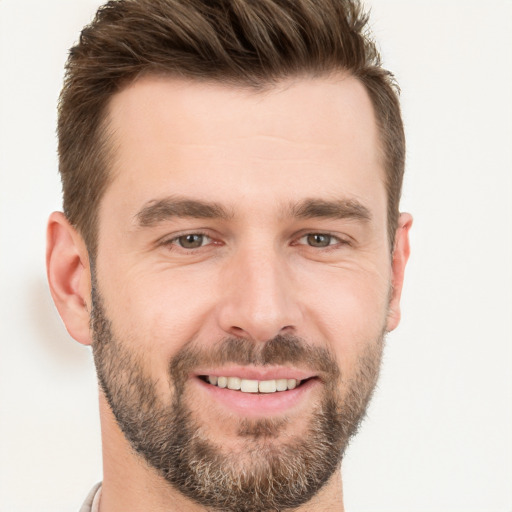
left=276, top=379, right=288, bottom=391
left=227, top=377, right=241, bottom=390
left=287, top=379, right=297, bottom=390
left=259, top=380, right=277, bottom=393
left=206, top=376, right=301, bottom=393
left=240, top=379, right=259, bottom=393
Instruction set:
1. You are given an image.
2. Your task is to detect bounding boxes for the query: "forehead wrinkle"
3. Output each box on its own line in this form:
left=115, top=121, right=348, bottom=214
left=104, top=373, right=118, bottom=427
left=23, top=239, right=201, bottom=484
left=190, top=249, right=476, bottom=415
left=135, top=195, right=234, bottom=227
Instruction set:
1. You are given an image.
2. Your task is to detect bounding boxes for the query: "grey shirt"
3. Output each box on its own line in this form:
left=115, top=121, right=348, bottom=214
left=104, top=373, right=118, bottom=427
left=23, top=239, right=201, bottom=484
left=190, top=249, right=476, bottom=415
left=79, top=483, right=102, bottom=512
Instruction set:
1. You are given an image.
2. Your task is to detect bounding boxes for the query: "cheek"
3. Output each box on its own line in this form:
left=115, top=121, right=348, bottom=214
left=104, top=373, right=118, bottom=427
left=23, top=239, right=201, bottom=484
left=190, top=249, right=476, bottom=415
left=99, top=267, right=217, bottom=364
left=298, top=264, right=390, bottom=360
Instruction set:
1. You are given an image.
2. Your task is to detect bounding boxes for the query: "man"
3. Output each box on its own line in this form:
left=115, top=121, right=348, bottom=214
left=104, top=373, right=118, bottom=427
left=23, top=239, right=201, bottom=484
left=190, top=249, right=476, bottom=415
left=46, top=0, right=412, bottom=510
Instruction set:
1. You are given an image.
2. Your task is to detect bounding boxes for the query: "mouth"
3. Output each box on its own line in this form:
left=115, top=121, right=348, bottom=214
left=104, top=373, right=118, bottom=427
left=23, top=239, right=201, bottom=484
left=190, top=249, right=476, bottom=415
left=193, top=369, right=319, bottom=417
left=198, top=375, right=311, bottom=393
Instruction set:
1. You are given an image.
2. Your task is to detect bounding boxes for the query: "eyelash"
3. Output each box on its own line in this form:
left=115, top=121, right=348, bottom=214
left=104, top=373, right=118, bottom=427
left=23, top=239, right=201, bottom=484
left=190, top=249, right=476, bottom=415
left=295, top=233, right=349, bottom=249
left=161, top=231, right=214, bottom=251
left=161, top=231, right=350, bottom=252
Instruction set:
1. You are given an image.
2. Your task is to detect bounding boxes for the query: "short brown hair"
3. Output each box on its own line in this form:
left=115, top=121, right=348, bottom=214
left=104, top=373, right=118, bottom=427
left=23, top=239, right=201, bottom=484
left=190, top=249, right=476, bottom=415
left=58, top=0, right=405, bottom=255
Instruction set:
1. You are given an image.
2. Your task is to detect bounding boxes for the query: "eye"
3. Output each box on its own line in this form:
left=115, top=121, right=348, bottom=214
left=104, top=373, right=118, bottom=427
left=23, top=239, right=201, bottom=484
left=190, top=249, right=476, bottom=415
left=172, top=233, right=212, bottom=249
left=300, top=233, right=340, bottom=248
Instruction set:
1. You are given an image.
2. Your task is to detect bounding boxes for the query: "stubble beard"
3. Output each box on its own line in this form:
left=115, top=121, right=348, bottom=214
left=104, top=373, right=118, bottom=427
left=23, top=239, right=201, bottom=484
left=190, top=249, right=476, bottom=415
left=90, top=281, right=385, bottom=512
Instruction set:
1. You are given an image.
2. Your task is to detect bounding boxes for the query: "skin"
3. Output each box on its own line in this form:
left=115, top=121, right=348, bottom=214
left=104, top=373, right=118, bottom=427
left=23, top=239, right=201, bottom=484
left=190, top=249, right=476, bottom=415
left=47, top=74, right=412, bottom=512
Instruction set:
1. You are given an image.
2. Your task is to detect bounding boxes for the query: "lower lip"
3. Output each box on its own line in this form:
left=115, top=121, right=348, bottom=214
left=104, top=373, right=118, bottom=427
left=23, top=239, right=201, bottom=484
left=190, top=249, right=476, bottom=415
left=194, top=377, right=319, bottom=417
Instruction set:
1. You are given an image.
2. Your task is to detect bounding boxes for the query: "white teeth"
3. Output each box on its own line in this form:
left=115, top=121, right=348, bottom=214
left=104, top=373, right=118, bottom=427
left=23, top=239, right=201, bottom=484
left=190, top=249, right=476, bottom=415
left=259, top=380, right=277, bottom=393
left=240, top=379, right=259, bottom=393
left=276, top=379, right=288, bottom=391
left=206, top=376, right=301, bottom=393
left=227, top=377, right=241, bottom=390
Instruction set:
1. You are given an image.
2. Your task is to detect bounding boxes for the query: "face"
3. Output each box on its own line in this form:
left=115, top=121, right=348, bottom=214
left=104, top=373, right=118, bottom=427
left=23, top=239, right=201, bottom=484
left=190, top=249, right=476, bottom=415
left=89, top=75, right=404, bottom=511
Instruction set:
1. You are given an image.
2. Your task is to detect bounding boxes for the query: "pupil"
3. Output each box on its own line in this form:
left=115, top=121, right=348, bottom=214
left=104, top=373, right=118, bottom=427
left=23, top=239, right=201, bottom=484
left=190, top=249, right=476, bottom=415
left=180, top=234, right=203, bottom=248
left=308, top=234, right=330, bottom=247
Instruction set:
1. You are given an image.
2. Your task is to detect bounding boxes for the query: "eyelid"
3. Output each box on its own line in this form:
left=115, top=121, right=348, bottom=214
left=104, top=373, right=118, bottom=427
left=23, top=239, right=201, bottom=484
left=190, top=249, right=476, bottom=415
left=158, top=230, right=215, bottom=249
left=156, top=229, right=352, bottom=251
left=294, top=232, right=352, bottom=247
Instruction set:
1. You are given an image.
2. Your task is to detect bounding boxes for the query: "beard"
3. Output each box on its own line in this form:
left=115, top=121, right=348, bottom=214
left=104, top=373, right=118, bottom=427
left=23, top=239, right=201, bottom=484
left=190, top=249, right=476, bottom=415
left=90, top=280, right=385, bottom=512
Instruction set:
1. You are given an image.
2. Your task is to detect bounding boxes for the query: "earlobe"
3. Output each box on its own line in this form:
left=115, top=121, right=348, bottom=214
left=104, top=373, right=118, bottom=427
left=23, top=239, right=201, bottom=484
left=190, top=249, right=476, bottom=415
left=46, top=212, right=93, bottom=345
left=386, top=212, right=413, bottom=332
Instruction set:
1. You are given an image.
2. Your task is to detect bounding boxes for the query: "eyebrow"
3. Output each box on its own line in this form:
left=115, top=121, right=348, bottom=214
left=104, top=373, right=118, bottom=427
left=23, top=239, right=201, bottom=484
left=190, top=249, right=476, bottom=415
left=290, top=198, right=372, bottom=222
left=135, top=195, right=371, bottom=227
left=136, top=197, right=233, bottom=227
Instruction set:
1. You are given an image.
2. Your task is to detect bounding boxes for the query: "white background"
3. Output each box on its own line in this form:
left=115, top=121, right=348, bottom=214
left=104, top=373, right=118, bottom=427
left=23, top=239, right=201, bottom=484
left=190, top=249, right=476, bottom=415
left=0, top=0, right=511, bottom=511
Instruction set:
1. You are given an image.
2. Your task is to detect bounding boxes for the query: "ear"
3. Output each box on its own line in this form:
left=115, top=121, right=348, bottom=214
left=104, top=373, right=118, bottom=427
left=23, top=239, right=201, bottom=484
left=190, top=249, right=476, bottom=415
left=46, top=211, right=93, bottom=345
left=386, top=212, right=413, bottom=332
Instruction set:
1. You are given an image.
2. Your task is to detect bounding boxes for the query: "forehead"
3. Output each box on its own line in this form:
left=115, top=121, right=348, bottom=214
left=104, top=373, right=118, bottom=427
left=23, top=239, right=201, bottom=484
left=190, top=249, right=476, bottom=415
left=102, top=74, right=385, bottom=220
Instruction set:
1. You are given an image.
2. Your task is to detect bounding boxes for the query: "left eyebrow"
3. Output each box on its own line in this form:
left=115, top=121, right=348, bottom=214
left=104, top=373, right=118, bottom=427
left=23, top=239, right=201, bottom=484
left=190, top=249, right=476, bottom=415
left=289, top=198, right=372, bottom=222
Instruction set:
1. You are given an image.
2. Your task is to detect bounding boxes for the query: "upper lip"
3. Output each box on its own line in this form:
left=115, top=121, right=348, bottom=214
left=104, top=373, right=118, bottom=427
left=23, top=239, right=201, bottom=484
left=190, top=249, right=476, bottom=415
left=193, top=366, right=317, bottom=381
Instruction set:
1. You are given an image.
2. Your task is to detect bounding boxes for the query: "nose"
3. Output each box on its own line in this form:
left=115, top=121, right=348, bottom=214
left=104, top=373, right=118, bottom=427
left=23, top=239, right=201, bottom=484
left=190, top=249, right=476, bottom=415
left=216, top=245, right=302, bottom=342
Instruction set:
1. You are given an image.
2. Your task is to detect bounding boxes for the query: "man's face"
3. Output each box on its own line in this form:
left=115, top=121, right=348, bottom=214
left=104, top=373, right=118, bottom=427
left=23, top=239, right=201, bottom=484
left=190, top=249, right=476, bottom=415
left=90, top=75, right=402, bottom=510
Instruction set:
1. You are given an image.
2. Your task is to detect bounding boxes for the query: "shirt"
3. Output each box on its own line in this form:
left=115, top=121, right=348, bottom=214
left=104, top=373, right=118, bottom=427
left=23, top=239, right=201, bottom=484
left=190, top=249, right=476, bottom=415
left=79, top=483, right=102, bottom=512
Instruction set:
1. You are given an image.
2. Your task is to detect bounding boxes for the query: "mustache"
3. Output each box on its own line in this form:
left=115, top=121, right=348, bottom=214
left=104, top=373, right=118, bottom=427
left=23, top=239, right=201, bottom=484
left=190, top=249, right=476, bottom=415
left=169, top=334, right=341, bottom=391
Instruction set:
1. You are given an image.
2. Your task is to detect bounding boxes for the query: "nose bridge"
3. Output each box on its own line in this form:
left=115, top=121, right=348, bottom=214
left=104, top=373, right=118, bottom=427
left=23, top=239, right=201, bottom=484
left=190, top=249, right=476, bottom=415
left=217, top=240, right=300, bottom=342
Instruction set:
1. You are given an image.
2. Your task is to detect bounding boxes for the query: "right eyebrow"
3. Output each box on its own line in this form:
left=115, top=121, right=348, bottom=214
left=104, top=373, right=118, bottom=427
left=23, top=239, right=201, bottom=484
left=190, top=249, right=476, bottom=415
left=135, top=196, right=233, bottom=227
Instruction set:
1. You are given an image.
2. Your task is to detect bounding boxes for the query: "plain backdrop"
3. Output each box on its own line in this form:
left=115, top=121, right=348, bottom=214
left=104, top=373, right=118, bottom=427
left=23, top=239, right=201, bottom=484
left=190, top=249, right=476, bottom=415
left=0, top=1, right=511, bottom=511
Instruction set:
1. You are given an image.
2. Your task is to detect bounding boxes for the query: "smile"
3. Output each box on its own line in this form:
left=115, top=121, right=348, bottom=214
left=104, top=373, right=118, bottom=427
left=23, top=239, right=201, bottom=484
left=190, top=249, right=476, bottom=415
left=194, top=370, right=319, bottom=416
left=201, top=375, right=302, bottom=393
